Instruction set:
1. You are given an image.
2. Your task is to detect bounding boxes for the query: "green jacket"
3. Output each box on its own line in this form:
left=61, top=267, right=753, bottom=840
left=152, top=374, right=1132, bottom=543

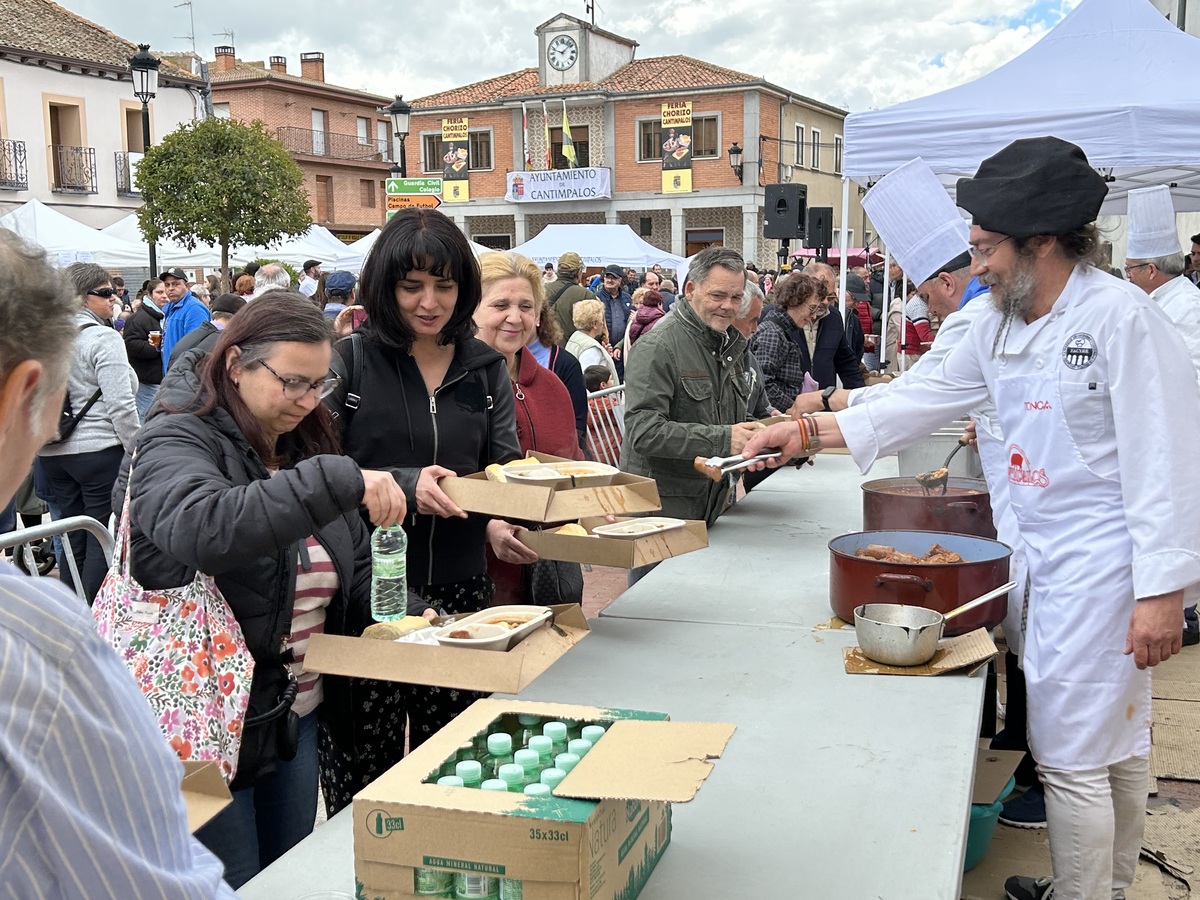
left=620, top=296, right=750, bottom=525
left=546, top=277, right=596, bottom=347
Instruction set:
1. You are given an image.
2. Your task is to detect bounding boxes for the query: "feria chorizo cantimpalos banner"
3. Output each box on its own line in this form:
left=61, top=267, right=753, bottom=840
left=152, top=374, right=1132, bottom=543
left=441, top=117, right=469, bottom=203
left=661, top=101, right=692, bottom=194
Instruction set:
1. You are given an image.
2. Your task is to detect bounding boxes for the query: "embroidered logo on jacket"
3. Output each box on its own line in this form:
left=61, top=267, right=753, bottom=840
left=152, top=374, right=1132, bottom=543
left=1062, top=333, right=1097, bottom=370
left=1007, top=444, right=1050, bottom=488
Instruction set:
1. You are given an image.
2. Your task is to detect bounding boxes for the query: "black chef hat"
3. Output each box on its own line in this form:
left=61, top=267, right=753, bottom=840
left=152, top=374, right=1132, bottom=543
left=956, top=137, right=1108, bottom=240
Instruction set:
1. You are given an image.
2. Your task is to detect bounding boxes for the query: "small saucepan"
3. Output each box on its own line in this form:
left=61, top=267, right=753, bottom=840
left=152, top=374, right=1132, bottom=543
left=854, top=581, right=1017, bottom=667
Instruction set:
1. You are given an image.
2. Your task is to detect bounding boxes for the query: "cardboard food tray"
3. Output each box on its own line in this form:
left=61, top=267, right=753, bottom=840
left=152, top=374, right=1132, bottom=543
left=520, top=516, right=708, bottom=568
left=973, top=742, right=1025, bottom=806
left=842, top=627, right=998, bottom=676
left=181, top=760, right=232, bottom=833
left=353, top=698, right=735, bottom=900
left=303, top=604, right=589, bottom=693
left=441, top=451, right=662, bottom=522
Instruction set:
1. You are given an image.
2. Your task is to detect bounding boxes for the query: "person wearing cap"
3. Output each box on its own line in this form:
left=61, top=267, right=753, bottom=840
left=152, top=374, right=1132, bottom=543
left=166, top=293, right=248, bottom=371
left=596, top=264, right=634, bottom=367
left=544, top=251, right=596, bottom=346
left=745, top=137, right=1200, bottom=900
left=322, top=271, right=358, bottom=320
left=158, top=267, right=210, bottom=374
left=298, top=259, right=322, bottom=297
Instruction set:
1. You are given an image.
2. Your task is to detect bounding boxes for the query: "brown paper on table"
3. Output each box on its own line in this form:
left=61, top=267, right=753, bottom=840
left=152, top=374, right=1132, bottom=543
left=843, top=627, right=998, bottom=676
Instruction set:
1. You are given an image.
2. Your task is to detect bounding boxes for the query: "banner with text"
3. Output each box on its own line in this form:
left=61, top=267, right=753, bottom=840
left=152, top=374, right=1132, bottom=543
left=506, top=168, right=612, bottom=203
left=661, top=100, right=692, bottom=194
left=441, top=117, right=470, bottom=203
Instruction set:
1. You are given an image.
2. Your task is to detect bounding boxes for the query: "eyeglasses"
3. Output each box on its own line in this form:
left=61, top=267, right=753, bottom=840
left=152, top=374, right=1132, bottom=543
left=258, top=360, right=341, bottom=400
left=968, top=236, right=1014, bottom=261
left=1123, top=263, right=1151, bottom=276
left=87, top=287, right=116, bottom=298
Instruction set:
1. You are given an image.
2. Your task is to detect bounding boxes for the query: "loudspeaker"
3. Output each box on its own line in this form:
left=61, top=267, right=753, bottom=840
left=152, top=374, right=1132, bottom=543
left=763, top=183, right=807, bottom=240
left=806, top=207, right=833, bottom=249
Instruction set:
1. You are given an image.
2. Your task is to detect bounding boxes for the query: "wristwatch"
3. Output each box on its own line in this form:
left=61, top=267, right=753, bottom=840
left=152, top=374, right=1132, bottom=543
left=821, top=386, right=837, bottom=412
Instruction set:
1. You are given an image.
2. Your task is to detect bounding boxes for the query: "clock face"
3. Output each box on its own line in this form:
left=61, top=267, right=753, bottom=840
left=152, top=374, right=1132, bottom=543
left=547, top=34, right=578, bottom=71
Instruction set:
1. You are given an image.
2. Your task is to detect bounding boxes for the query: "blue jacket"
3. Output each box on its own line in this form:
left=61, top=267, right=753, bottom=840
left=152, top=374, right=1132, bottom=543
left=160, top=292, right=210, bottom=373
left=596, top=286, right=633, bottom=343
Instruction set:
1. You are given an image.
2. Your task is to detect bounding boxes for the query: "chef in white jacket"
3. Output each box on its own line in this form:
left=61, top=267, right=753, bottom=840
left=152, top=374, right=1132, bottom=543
left=745, top=137, right=1200, bottom=900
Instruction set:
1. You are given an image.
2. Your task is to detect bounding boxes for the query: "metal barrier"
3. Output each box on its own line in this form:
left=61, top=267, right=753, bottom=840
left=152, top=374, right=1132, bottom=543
left=0, top=516, right=113, bottom=601
left=585, top=384, right=625, bottom=466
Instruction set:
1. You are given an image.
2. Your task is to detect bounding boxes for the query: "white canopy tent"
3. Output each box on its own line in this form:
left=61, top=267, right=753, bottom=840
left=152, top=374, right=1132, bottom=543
left=511, top=224, right=685, bottom=269
left=333, top=228, right=495, bottom=272
left=101, top=214, right=230, bottom=269
left=0, top=199, right=149, bottom=268
left=235, top=225, right=349, bottom=268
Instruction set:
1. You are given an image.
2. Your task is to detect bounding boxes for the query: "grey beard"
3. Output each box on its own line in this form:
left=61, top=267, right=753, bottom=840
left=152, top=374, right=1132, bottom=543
left=983, top=261, right=1037, bottom=357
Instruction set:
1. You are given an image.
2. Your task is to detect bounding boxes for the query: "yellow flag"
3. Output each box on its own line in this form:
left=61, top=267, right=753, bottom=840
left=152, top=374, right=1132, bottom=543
left=561, top=100, right=576, bottom=168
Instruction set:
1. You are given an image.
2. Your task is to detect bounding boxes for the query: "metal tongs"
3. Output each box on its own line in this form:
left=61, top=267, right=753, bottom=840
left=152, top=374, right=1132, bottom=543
left=693, top=451, right=782, bottom=482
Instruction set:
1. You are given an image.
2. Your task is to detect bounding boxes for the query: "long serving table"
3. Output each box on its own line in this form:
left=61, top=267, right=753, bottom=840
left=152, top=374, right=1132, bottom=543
left=240, top=454, right=986, bottom=900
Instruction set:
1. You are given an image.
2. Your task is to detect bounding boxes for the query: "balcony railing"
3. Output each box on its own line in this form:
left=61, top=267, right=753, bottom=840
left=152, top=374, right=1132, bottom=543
left=50, top=145, right=98, bottom=194
left=115, top=150, right=143, bottom=196
left=0, top=138, right=27, bottom=190
left=276, top=126, right=392, bottom=163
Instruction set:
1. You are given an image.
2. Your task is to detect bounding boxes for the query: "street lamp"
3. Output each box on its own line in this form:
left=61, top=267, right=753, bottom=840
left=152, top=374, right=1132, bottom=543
left=728, top=142, right=744, bottom=182
left=128, top=43, right=160, bottom=275
left=381, top=95, right=412, bottom=178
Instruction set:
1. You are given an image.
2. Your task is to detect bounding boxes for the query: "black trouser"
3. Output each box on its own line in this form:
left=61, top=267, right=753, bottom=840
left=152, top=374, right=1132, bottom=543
left=1000, top=649, right=1039, bottom=786
left=38, top=444, right=123, bottom=603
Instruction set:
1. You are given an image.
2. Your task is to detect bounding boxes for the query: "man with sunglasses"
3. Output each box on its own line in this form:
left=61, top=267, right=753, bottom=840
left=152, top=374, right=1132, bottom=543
left=158, top=267, right=210, bottom=374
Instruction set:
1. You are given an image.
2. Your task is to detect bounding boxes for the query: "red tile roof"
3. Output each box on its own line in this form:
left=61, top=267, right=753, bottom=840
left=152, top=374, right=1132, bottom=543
left=411, top=68, right=541, bottom=108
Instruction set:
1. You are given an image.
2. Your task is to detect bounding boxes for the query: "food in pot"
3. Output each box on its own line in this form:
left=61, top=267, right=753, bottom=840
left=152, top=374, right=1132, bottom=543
left=855, top=543, right=965, bottom=565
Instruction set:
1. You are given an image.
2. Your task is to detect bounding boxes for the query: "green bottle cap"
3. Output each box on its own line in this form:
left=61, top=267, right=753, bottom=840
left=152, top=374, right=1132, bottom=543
left=581, top=725, right=606, bottom=744
left=514, top=749, right=539, bottom=773
left=529, top=736, right=553, bottom=758
left=481, top=779, right=509, bottom=792
left=555, top=752, right=580, bottom=773
left=498, top=764, right=525, bottom=788
left=539, top=767, right=566, bottom=790
left=517, top=713, right=541, bottom=726
left=487, top=733, right=513, bottom=755
left=455, top=760, right=482, bottom=783
left=437, top=775, right=465, bottom=787
left=567, top=738, right=592, bottom=758
left=523, top=783, right=552, bottom=797
left=543, top=722, right=568, bottom=743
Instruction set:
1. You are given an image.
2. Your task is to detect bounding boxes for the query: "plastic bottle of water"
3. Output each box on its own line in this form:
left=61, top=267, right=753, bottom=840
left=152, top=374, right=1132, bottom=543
left=543, top=721, right=569, bottom=757
left=539, top=767, right=566, bottom=791
left=498, top=878, right=523, bottom=900
left=437, top=775, right=465, bottom=788
left=567, top=738, right=593, bottom=761
left=370, top=525, right=408, bottom=621
left=515, top=713, right=541, bottom=749
left=414, top=866, right=453, bottom=898
left=454, top=872, right=498, bottom=899
left=514, top=749, right=540, bottom=787
left=523, top=783, right=551, bottom=797
left=455, top=760, right=482, bottom=789
left=485, top=733, right=514, bottom=780
left=581, top=724, right=606, bottom=746
left=528, top=736, right=553, bottom=770
left=498, top=763, right=525, bottom=792
left=481, top=779, right=508, bottom=792
left=555, top=752, right=580, bottom=774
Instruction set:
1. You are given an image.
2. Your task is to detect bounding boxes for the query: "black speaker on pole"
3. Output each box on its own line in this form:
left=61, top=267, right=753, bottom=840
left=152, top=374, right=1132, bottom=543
left=763, top=183, right=807, bottom=240
left=806, top=207, right=833, bottom=249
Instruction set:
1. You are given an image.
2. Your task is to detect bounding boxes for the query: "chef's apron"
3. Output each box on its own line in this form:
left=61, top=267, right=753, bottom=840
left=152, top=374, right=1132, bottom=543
left=994, top=299, right=1149, bottom=771
left=974, top=419, right=1029, bottom=660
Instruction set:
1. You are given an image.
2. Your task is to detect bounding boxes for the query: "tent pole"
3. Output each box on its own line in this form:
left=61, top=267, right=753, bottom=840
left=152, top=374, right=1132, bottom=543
left=838, top=176, right=850, bottom=326
left=881, top=246, right=891, bottom=371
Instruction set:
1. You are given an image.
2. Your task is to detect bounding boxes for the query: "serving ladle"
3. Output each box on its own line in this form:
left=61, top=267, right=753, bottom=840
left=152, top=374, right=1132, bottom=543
left=914, top=437, right=969, bottom=495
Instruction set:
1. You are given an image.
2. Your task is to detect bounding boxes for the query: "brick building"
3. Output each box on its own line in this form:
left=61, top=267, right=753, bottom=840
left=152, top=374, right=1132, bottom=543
left=209, top=47, right=394, bottom=242
left=407, top=13, right=867, bottom=268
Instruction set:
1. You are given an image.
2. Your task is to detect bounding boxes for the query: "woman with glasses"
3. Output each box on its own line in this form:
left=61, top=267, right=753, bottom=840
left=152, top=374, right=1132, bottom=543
left=36, top=263, right=140, bottom=602
left=749, top=273, right=827, bottom=413
left=118, top=292, right=410, bottom=888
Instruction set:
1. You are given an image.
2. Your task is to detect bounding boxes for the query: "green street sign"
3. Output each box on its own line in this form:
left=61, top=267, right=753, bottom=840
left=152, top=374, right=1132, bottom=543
left=386, top=178, right=443, bottom=195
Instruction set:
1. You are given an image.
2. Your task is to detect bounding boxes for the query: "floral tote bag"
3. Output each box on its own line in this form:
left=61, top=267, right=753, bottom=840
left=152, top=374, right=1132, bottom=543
left=93, top=465, right=254, bottom=782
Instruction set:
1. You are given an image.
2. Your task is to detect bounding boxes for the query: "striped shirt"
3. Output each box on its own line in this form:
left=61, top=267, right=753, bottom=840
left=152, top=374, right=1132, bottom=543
left=0, top=560, right=238, bottom=899
left=288, top=537, right=337, bottom=718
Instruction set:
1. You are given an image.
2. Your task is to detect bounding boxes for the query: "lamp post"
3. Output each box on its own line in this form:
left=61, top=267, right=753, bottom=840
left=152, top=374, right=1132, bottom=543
left=728, top=142, right=744, bottom=182
left=128, top=43, right=160, bottom=276
left=381, top=95, right=412, bottom=178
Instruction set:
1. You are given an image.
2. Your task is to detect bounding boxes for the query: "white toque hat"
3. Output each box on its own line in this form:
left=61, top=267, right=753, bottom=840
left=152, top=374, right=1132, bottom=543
left=1126, top=185, right=1180, bottom=260
left=862, top=157, right=971, bottom=286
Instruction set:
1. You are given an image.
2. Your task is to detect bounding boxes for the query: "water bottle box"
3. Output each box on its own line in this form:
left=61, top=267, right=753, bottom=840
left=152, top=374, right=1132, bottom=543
left=352, top=699, right=734, bottom=900
left=303, top=604, right=589, bottom=694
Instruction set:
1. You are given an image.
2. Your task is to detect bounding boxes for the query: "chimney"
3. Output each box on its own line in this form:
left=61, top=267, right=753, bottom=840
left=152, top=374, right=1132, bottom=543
left=213, top=45, right=236, bottom=73
left=300, top=52, right=324, bottom=82
left=269, top=55, right=286, bottom=74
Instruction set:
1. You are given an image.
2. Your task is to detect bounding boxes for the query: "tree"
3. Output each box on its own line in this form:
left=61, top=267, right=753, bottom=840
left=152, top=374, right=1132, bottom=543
left=136, top=118, right=311, bottom=289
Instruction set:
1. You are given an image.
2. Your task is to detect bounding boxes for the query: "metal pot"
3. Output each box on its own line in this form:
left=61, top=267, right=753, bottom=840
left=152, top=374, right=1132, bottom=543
left=861, top=477, right=997, bottom=540
left=829, top=530, right=1012, bottom=636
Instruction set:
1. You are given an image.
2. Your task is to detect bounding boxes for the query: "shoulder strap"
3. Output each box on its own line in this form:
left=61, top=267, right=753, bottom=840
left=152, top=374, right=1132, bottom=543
left=330, top=332, right=364, bottom=425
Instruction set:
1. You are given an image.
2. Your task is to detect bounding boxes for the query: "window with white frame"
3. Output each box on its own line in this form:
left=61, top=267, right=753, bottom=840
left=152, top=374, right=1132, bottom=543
left=376, top=121, right=389, bottom=157
left=794, top=124, right=804, bottom=165
left=357, top=116, right=370, bottom=145
left=810, top=128, right=821, bottom=170
left=422, top=129, right=494, bottom=172
left=834, top=135, right=843, bottom=175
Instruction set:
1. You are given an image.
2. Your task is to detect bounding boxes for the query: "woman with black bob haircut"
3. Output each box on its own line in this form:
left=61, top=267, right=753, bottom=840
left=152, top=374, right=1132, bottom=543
left=118, top=292, right=411, bottom=887
left=324, top=208, right=533, bottom=810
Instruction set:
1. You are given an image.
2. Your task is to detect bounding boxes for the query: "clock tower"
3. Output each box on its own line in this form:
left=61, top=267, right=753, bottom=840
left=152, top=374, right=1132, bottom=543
left=535, top=14, right=638, bottom=86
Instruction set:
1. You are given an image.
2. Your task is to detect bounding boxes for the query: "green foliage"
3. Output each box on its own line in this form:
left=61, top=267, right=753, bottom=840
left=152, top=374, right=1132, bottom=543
left=136, top=118, right=311, bottom=273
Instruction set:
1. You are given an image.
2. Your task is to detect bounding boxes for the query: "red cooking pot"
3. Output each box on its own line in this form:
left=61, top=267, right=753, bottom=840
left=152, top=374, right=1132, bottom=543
left=829, top=530, right=1012, bottom=636
left=861, top=477, right=996, bottom=539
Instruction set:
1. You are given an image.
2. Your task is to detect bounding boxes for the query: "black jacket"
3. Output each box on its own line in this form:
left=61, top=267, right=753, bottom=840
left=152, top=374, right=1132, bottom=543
left=123, top=301, right=164, bottom=386
left=845, top=307, right=865, bottom=361
left=327, top=327, right=521, bottom=588
left=167, top=321, right=220, bottom=371
left=114, top=351, right=399, bottom=789
left=547, top=344, right=587, bottom=450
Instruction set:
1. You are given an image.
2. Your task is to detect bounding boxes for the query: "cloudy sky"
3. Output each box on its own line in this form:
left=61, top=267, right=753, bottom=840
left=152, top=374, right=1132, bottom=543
left=67, top=0, right=1081, bottom=111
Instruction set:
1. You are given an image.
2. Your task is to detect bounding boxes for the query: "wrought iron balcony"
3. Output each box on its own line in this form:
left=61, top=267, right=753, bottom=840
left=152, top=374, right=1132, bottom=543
left=275, top=126, right=392, bottom=163
left=115, top=151, right=141, bottom=196
left=0, top=138, right=27, bottom=190
left=50, top=144, right=97, bottom=194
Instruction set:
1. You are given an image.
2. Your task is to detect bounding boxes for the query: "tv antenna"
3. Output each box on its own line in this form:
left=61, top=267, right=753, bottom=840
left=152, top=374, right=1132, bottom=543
left=214, top=28, right=235, bottom=46
left=585, top=0, right=595, bottom=25
left=175, top=1, right=196, bottom=53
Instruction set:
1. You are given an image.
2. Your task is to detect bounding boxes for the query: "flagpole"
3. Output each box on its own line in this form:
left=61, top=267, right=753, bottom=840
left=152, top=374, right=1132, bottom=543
left=521, top=101, right=531, bottom=170
left=541, top=101, right=552, bottom=170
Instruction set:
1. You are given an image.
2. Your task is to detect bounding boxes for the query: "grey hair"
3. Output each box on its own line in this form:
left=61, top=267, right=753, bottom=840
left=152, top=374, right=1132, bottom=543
left=0, top=231, right=78, bottom=404
left=1128, top=251, right=1186, bottom=278
left=685, top=246, right=745, bottom=292
left=64, top=262, right=112, bottom=305
left=255, top=264, right=291, bottom=291
left=740, top=279, right=764, bottom=318
left=191, top=282, right=210, bottom=299
left=661, top=278, right=675, bottom=292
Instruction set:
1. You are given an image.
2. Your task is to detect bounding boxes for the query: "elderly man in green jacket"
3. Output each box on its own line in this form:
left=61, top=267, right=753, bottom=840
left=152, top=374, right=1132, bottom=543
left=621, top=246, right=759, bottom=583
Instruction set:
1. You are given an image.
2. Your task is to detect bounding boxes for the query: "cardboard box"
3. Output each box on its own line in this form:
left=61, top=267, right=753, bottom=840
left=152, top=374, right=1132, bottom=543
left=972, top=743, right=1025, bottom=806
left=180, top=760, right=232, bottom=833
left=303, top=605, right=590, bottom=693
left=519, top=517, right=708, bottom=568
left=353, top=698, right=735, bottom=900
left=441, top=452, right=662, bottom=522
left=842, top=628, right=999, bottom=677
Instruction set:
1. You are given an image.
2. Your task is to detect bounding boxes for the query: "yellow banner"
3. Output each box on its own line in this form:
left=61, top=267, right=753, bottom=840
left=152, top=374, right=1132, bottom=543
left=441, top=117, right=469, bottom=141
left=661, top=101, right=692, bottom=195
left=441, top=117, right=470, bottom=202
left=660, top=101, right=692, bottom=129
